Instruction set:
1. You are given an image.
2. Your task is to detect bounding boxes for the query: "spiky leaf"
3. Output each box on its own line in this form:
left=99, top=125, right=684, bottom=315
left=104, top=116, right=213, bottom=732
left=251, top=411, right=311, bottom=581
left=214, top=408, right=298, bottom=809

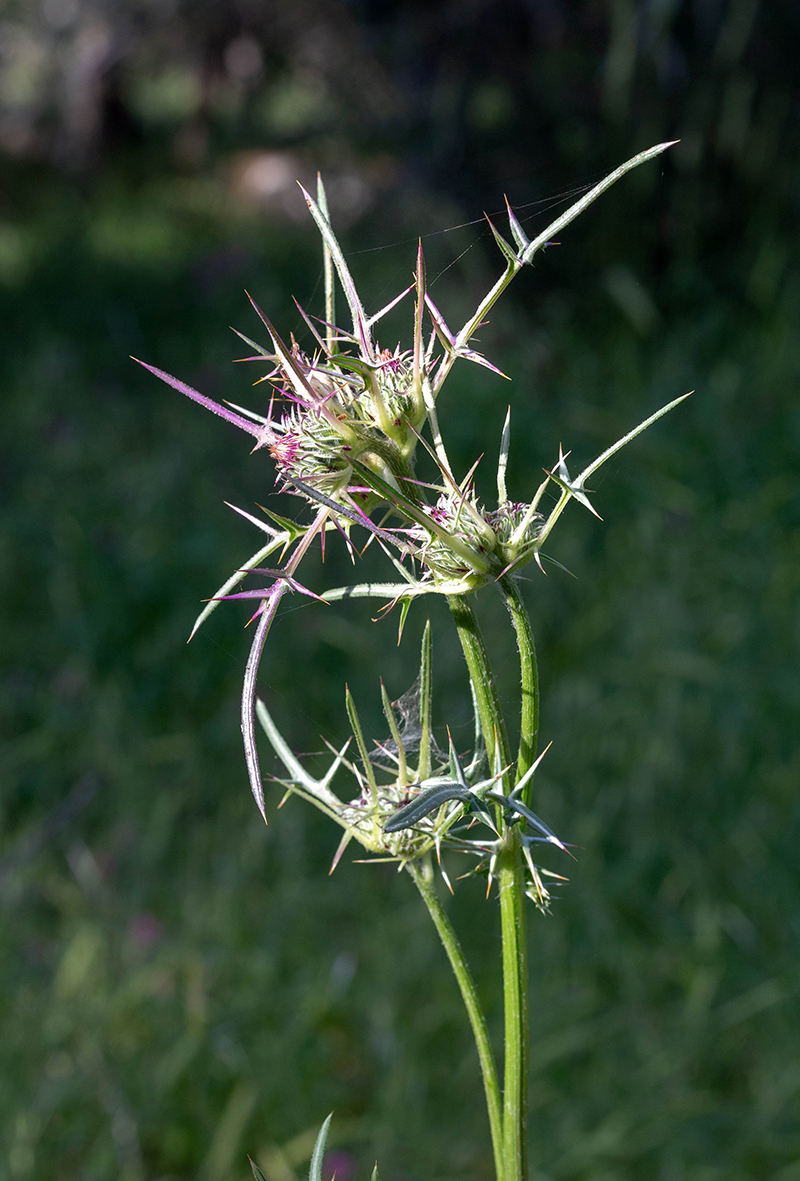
left=309, top=1114, right=333, bottom=1181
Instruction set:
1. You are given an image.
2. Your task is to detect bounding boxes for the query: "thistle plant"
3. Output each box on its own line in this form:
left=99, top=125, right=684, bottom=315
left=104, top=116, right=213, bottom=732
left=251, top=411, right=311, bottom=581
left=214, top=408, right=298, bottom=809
left=137, top=141, right=687, bottom=1181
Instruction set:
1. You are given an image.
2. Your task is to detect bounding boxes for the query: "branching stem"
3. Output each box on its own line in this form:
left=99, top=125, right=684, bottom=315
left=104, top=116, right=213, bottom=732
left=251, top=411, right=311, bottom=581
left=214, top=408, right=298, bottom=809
left=408, top=859, right=504, bottom=1181
left=499, top=577, right=539, bottom=795
left=446, top=595, right=512, bottom=787
left=446, top=593, right=528, bottom=1181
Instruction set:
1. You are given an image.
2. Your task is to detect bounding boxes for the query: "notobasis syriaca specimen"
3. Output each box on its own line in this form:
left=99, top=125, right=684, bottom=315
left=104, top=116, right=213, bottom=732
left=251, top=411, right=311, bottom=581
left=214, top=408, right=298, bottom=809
left=138, top=141, right=688, bottom=1181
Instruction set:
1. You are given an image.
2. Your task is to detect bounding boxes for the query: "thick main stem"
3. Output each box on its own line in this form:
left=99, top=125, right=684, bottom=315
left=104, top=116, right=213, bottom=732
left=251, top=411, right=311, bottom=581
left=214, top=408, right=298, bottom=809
left=446, top=594, right=528, bottom=1181
left=499, top=577, right=539, bottom=794
left=497, top=834, right=528, bottom=1181
left=408, top=860, right=504, bottom=1181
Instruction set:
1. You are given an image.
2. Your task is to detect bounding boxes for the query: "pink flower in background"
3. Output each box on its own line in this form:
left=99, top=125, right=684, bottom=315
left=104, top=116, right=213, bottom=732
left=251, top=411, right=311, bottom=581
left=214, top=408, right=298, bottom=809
left=127, top=912, right=161, bottom=949
left=323, top=1150, right=356, bottom=1181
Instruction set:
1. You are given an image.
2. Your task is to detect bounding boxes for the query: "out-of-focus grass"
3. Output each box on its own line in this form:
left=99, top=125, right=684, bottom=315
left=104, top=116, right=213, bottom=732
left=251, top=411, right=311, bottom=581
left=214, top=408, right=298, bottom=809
left=1, top=155, right=799, bottom=1181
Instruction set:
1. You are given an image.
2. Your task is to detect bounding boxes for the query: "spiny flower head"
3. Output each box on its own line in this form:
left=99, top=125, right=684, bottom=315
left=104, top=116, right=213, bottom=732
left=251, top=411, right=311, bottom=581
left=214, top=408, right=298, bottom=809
left=133, top=143, right=686, bottom=816
left=256, top=623, right=569, bottom=909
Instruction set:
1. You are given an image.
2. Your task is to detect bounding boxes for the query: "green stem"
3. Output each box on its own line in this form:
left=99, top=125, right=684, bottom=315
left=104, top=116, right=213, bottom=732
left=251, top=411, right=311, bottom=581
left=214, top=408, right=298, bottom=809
left=446, top=595, right=512, bottom=785
left=447, top=594, right=528, bottom=1181
left=408, top=860, right=504, bottom=1181
left=497, top=835, right=528, bottom=1181
left=499, top=577, right=539, bottom=794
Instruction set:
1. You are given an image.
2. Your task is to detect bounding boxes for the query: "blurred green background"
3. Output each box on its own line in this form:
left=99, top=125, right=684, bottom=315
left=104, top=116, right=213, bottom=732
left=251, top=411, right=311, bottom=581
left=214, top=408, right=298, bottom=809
left=1, top=1, right=798, bottom=1178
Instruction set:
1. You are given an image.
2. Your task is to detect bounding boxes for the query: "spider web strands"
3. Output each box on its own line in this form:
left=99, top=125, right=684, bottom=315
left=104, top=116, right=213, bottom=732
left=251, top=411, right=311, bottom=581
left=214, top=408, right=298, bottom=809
left=380, top=679, right=408, bottom=787
left=517, top=142, right=679, bottom=266
left=344, top=177, right=603, bottom=263
left=532, top=391, right=693, bottom=553
left=255, top=699, right=345, bottom=812
left=429, top=142, right=677, bottom=399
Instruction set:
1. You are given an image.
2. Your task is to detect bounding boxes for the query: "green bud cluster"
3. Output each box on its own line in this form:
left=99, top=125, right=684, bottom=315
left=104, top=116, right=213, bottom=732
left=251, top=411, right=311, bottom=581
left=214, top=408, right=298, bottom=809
left=486, top=501, right=544, bottom=547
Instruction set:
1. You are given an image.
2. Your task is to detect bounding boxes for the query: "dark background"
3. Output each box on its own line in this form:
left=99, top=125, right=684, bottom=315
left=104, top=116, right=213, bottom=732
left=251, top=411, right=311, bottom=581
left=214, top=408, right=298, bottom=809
left=1, top=1, right=799, bottom=1178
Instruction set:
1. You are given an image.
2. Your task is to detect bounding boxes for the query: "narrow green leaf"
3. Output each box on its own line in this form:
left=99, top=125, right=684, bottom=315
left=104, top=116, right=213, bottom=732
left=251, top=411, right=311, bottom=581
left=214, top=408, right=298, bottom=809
left=505, top=196, right=530, bottom=252
left=447, top=732, right=469, bottom=788
left=412, top=242, right=425, bottom=416
left=345, top=687, right=379, bottom=804
left=418, top=619, right=433, bottom=782
left=254, top=504, right=306, bottom=537
left=575, top=391, right=692, bottom=487
left=511, top=740, right=552, bottom=798
left=316, top=174, right=336, bottom=355
left=486, top=214, right=520, bottom=265
left=497, top=407, right=511, bottom=506
left=249, top=1157, right=269, bottom=1181
left=384, top=782, right=474, bottom=832
left=447, top=732, right=459, bottom=781
left=322, top=352, right=377, bottom=379
left=348, top=461, right=447, bottom=531
left=397, top=595, right=413, bottom=643
left=321, top=582, right=439, bottom=603
left=507, top=478, right=550, bottom=550
left=231, top=326, right=276, bottom=362
left=380, top=680, right=407, bottom=785
left=370, top=1164, right=380, bottom=1181
left=309, top=1114, right=333, bottom=1181
left=300, top=185, right=373, bottom=361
